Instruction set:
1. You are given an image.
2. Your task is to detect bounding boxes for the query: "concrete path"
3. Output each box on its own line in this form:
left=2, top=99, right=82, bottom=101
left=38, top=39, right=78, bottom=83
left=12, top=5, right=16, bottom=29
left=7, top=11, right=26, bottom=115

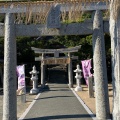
left=21, top=83, right=94, bottom=120
left=21, top=84, right=92, bottom=120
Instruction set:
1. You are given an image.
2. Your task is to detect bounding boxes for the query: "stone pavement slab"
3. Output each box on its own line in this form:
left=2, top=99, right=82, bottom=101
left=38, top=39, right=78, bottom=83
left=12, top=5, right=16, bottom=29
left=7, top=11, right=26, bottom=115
left=22, top=83, right=94, bottom=120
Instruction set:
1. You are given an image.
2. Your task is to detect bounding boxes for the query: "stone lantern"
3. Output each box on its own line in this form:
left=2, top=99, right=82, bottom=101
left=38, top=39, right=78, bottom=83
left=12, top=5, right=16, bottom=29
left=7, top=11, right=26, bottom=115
left=30, top=66, right=39, bottom=94
left=74, top=64, right=82, bottom=91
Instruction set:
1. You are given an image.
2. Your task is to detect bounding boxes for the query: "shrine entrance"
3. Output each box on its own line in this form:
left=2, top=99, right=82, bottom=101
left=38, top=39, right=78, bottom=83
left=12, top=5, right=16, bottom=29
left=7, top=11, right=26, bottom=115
left=0, top=1, right=112, bottom=120
left=31, top=46, right=81, bottom=88
left=47, top=65, right=67, bottom=84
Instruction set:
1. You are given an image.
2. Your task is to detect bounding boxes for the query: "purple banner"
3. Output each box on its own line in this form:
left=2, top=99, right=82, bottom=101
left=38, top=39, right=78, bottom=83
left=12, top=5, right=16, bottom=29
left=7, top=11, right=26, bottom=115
left=81, top=59, right=92, bottom=85
left=16, top=65, right=25, bottom=90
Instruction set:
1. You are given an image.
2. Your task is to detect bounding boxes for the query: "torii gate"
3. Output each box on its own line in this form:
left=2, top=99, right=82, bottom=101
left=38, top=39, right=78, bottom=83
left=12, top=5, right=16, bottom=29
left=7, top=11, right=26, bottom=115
left=0, top=1, right=111, bottom=120
left=31, top=46, right=81, bottom=88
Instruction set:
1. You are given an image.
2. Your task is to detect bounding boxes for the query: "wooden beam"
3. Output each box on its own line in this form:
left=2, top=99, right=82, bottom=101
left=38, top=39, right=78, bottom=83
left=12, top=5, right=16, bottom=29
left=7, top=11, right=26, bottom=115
left=42, top=57, right=70, bottom=65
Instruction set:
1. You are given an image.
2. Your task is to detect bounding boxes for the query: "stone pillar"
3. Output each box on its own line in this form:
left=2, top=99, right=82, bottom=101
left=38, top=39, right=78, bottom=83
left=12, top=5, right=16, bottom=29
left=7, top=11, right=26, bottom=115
left=110, top=1, right=120, bottom=119
left=68, top=53, right=73, bottom=88
left=88, top=77, right=94, bottom=98
left=92, top=10, right=110, bottom=119
left=3, top=13, right=17, bottom=120
left=41, top=53, right=45, bottom=88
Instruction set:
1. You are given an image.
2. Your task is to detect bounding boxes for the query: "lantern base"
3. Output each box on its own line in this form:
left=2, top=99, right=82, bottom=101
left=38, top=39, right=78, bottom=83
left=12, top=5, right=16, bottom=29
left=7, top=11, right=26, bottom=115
left=75, top=86, right=82, bottom=91
left=30, top=88, right=39, bottom=95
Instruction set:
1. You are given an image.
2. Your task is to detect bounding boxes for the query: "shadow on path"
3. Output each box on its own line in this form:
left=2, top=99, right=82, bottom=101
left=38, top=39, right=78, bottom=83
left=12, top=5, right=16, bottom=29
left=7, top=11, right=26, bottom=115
left=24, top=114, right=95, bottom=120
left=35, top=95, right=74, bottom=100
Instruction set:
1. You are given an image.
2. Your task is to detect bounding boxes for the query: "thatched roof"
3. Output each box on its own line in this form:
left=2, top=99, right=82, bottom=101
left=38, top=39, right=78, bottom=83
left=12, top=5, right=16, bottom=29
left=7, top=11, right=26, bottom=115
left=0, top=0, right=109, bottom=24
left=0, top=0, right=109, bottom=3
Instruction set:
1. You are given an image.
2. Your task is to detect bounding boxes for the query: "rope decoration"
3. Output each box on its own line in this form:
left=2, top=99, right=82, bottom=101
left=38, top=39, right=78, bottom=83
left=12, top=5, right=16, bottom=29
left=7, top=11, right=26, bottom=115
left=0, top=0, right=109, bottom=24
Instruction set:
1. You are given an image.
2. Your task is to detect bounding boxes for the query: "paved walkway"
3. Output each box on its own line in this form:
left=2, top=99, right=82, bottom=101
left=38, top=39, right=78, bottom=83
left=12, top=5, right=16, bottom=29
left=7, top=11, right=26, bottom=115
left=19, top=69, right=95, bottom=120
left=20, top=83, right=94, bottom=120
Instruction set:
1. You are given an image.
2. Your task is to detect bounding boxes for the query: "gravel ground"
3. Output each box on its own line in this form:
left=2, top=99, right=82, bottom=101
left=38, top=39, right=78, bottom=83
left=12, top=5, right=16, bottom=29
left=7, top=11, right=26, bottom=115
left=0, top=87, right=37, bottom=119
left=75, top=84, right=113, bottom=114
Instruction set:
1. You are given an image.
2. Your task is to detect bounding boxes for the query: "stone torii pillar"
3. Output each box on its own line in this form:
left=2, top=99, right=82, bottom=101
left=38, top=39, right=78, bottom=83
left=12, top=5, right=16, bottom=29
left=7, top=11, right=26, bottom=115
left=92, top=10, right=110, bottom=119
left=110, top=1, right=120, bottom=119
left=3, top=13, right=17, bottom=120
left=41, top=53, right=46, bottom=88
left=68, top=53, right=73, bottom=88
